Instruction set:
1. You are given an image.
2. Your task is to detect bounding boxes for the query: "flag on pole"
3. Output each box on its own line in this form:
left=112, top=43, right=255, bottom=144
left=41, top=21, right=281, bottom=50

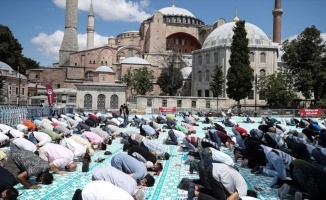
left=45, top=84, right=55, bottom=107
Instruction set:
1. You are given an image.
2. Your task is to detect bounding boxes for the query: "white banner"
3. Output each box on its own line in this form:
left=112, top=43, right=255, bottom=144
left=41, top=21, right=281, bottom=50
left=146, top=108, right=152, bottom=114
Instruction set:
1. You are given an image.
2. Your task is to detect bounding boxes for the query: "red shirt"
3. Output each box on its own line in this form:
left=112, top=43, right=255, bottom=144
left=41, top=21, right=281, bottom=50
left=235, top=126, right=248, bottom=137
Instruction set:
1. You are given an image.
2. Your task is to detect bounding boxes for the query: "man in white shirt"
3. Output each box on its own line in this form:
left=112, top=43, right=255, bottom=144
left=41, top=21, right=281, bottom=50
left=0, top=124, right=13, bottom=134
left=68, top=134, right=95, bottom=156
left=0, top=134, right=9, bottom=148
left=16, top=124, right=28, bottom=132
left=59, top=138, right=86, bottom=159
left=7, top=129, right=24, bottom=138
left=12, top=138, right=37, bottom=153
left=80, top=181, right=133, bottom=200
left=28, top=131, right=52, bottom=147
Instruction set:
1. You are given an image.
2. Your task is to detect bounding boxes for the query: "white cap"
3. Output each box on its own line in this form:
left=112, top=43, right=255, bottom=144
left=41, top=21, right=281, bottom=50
left=145, top=161, right=154, bottom=168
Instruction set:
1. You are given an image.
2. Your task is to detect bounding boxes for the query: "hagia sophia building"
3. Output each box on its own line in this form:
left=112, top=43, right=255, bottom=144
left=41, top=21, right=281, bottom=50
left=18, top=0, right=283, bottom=110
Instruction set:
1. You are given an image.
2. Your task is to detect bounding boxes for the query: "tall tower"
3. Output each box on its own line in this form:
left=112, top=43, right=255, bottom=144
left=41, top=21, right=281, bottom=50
left=59, top=0, right=79, bottom=66
left=272, top=0, right=283, bottom=43
left=87, top=0, right=95, bottom=50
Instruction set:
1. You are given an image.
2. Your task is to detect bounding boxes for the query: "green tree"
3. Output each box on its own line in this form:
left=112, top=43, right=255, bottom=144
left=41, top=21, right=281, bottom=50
left=0, top=75, right=6, bottom=103
left=226, top=20, right=254, bottom=112
left=281, top=26, right=326, bottom=103
left=257, top=72, right=297, bottom=108
left=157, top=54, right=183, bottom=96
left=133, top=67, right=154, bottom=95
left=21, top=56, right=40, bottom=74
left=0, top=25, right=40, bottom=73
left=209, top=65, right=224, bottom=110
left=121, top=67, right=135, bottom=96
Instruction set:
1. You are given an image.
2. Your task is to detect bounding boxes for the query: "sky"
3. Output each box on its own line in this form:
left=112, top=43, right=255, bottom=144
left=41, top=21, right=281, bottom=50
left=1, top=0, right=325, bottom=67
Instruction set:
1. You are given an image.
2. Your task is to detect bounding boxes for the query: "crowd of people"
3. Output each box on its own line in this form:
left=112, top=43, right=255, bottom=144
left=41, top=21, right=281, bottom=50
left=1, top=105, right=326, bottom=200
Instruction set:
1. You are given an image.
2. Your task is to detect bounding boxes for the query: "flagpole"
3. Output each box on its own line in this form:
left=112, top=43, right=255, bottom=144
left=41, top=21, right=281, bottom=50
left=18, top=66, right=20, bottom=106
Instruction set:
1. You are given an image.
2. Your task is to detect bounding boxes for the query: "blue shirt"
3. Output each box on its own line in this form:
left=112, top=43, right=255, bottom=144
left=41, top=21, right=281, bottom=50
left=111, top=153, right=147, bottom=180
left=92, top=166, right=137, bottom=195
left=142, top=125, right=156, bottom=136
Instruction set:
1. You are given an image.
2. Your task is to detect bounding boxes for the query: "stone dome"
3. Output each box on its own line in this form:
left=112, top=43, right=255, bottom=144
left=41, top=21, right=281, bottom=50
left=0, top=61, right=14, bottom=73
left=95, top=66, right=114, bottom=73
left=121, top=57, right=150, bottom=65
left=158, top=5, right=196, bottom=18
left=181, top=67, right=192, bottom=79
left=202, top=22, right=270, bottom=49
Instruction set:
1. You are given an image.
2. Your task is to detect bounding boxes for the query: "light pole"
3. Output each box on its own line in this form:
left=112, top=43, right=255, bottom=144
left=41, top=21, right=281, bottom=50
left=254, top=74, right=257, bottom=117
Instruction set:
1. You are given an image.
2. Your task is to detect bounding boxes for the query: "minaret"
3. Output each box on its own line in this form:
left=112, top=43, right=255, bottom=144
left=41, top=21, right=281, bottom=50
left=87, top=0, right=95, bottom=50
left=233, top=8, right=240, bottom=22
left=59, top=0, right=79, bottom=66
left=272, top=0, right=283, bottom=43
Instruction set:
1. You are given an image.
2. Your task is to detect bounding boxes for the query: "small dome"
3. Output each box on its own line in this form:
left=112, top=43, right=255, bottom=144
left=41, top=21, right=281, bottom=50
left=158, top=6, right=196, bottom=18
left=95, top=66, right=114, bottom=73
left=181, top=67, right=192, bottom=79
left=19, top=74, right=27, bottom=79
left=121, top=57, right=150, bottom=65
left=0, top=61, right=14, bottom=73
left=202, top=22, right=270, bottom=49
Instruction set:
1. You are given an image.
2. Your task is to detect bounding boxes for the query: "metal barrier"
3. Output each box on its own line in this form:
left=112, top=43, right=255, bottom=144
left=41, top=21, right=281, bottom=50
left=0, top=106, right=74, bottom=126
left=131, top=107, right=326, bottom=118
left=260, top=109, right=326, bottom=118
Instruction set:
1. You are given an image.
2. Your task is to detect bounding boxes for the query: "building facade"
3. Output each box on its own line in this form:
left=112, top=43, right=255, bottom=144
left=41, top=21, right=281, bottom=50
left=25, top=1, right=283, bottom=110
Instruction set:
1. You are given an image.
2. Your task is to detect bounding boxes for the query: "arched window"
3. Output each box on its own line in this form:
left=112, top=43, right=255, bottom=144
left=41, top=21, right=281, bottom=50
left=128, top=49, right=133, bottom=57
left=249, top=52, right=254, bottom=62
left=133, top=69, right=138, bottom=76
left=260, top=69, right=266, bottom=77
left=206, top=70, right=210, bottom=81
left=260, top=52, right=266, bottom=63
left=85, top=71, right=93, bottom=80
left=84, top=94, right=92, bottom=109
left=214, top=52, right=218, bottom=63
left=206, top=53, right=210, bottom=64
left=101, top=76, right=106, bottom=81
left=135, top=52, right=140, bottom=57
left=110, top=94, right=119, bottom=109
left=198, top=71, right=202, bottom=82
left=118, top=52, right=125, bottom=61
left=115, top=69, right=121, bottom=80
left=198, top=56, right=202, bottom=65
left=97, top=94, right=106, bottom=109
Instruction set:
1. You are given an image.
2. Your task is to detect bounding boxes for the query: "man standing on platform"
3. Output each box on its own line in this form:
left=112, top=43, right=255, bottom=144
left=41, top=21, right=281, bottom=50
left=123, top=103, right=129, bottom=128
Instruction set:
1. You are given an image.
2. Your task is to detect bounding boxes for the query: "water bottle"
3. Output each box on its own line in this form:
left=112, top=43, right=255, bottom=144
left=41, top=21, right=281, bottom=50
left=183, top=154, right=188, bottom=161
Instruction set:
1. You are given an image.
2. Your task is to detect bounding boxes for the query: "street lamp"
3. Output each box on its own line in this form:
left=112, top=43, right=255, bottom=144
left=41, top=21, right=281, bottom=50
left=254, top=74, right=258, bottom=117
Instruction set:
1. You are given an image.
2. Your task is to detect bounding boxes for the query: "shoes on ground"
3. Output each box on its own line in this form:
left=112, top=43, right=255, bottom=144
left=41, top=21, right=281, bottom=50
left=187, top=183, right=195, bottom=200
left=94, top=157, right=105, bottom=163
left=251, top=165, right=262, bottom=174
left=184, top=155, right=194, bottom=165
left=278, top=183, right=290, bottom=199
left=177, top=178, right=192, bottom=190
left=234, top=152, right=242, bottom=162
left=295, top=191, right=302, bottom=200
left=241, top=158, right=248, bottom=168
